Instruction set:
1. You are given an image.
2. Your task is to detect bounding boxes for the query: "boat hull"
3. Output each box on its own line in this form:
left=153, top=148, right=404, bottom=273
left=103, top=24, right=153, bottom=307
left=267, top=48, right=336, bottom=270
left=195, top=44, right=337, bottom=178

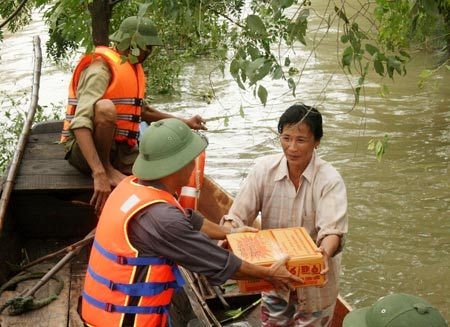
left=0, top=121, right=350, bottom=326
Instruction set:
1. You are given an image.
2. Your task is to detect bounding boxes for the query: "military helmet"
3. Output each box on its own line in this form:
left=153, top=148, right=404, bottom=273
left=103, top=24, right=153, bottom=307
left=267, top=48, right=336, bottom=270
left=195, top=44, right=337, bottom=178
left=110, top=16, right=163, bottom=50
left=132, top=118, right=208, bottom=180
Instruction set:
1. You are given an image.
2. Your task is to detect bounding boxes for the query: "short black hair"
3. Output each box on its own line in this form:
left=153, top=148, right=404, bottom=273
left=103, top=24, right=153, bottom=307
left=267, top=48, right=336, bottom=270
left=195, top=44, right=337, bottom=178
left=277, top=104, right=323, bottom=140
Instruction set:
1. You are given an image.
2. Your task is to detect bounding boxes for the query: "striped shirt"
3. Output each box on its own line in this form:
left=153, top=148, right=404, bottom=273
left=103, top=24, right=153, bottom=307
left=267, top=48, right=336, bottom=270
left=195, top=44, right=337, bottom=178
left=223, top=151, right=348, bottom=312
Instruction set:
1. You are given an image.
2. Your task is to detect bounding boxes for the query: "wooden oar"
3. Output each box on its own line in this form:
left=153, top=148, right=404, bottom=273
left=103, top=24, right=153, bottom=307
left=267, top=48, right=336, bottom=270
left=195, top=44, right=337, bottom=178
left=0, top=35, right=42, bottom=234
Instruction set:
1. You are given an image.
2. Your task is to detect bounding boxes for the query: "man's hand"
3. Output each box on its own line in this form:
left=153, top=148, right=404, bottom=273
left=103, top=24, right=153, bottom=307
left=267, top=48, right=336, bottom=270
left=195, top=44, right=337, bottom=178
left=317, top=246, right=330, bottom=286
left=184, top=115, right=207, bottom=130
left=229, top=226, right=259, bottom=233
left=91, top=171, right=112, bottom=214
left=267, top=255, right=303, bottom=291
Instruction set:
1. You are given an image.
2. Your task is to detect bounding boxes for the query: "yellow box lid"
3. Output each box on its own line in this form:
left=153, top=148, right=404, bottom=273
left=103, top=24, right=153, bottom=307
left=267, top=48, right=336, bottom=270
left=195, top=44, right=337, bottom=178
left=227, top=227, right=322, bottom=265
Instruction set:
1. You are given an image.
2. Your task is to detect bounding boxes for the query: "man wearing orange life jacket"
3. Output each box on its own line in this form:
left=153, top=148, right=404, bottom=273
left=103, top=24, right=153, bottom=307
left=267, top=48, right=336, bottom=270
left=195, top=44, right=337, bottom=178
left=81, top=118, right=303, bottom=327
left=61, top=16, right=206, bottom=213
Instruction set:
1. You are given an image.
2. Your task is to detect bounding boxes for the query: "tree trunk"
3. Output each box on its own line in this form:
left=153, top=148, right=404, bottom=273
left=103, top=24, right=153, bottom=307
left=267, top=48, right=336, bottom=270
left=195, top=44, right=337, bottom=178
left=88, top=0, right=112, bottom=46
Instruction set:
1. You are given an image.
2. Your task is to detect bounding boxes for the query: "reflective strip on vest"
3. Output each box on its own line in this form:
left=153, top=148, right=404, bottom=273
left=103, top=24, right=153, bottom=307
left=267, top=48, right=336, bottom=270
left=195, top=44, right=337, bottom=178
left=67, top=97, right=143, bottom=106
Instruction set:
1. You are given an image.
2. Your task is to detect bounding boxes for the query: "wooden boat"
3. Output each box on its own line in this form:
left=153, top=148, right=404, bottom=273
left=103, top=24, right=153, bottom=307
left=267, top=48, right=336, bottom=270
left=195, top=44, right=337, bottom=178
left=0, top=35, right=350, bottom=327
left=0, top=120, right=351, bottom=326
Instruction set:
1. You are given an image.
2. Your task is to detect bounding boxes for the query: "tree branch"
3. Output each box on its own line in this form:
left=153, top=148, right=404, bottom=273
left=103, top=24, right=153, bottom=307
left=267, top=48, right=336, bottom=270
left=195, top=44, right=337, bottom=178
left=0, top=0, right=29, bottom=29
left=208, top=7, right=245, bottom=29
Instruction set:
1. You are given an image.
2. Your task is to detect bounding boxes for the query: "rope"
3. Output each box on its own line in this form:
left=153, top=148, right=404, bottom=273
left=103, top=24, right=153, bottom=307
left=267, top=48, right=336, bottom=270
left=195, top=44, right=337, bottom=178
left=0, top=271, right=64, bottom=315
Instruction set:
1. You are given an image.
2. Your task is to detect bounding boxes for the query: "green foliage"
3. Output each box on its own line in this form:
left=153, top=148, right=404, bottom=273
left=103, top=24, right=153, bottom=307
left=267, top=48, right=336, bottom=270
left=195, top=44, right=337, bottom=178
left=140, top=0, right=234, bottom=94
left=0, top=0, right=33, bottom=33
left=417, top=57, right=450, bottom=88
left=337, top=6, right=410, bottom=104
left=375, top=0, right=450, bottom=52
left=368, top=135, right=389, bottom=162
left=0, top=91, right=62, bottom=173
left=44, top=1, right=92, bottom=61
left=1, top=0, right=448, bottom=111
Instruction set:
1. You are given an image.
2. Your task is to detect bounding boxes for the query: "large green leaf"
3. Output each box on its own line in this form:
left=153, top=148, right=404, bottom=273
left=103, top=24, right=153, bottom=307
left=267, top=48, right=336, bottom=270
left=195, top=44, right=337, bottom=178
left=257, top=84, right=268, bottom=106
left=342, top=46, right=353, bottom=67
left=365, top=43, right=379, bottom=56
left=287, top=77, right=296, bottom=97
left=374, top=60, right=385, bottom=76
left=230, top=58, right=240, bottom=78
left=272, top=65, right=283, bottom=79
left=246, top=15, right=268, bottom=37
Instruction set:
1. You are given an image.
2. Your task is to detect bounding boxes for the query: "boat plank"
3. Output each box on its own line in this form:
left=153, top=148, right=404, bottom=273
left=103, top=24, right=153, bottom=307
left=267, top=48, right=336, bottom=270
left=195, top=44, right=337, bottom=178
left=14, top=172, right=92, bottom=191
left=68, top=257, right=87, bottom=327
left=0, top=265, right=70, bottom=327
left=198, top=177, right=234, bottom=224
left=18, top=159, right=84, bottom=176
left=27, top=133, right=62, bottom=145
left=31, top=121, right=63, bottom=135
left=330, top=295, right=352, bottom=327
left=12, top=130, right=92, bottom=191
left=24, top=143, right=66, bottom=160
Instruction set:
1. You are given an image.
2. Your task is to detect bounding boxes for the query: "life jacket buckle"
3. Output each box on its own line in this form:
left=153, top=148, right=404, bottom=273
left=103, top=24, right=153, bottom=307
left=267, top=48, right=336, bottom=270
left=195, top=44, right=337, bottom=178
left=117, top=256, right=127, bottom=265
left=134, top=98, right=143, bottom=106
left=127, top=130, right=139, bottom=139
left=108, top=280, right=116, bottom=290
left=131, top=114, right=141, bottom=123
left=105, top=303, right=113, bottom=312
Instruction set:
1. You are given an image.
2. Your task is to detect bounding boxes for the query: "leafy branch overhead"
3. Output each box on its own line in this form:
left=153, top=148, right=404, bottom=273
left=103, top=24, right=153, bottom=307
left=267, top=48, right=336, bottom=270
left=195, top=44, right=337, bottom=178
left=0, top=0, right=448, bottom=103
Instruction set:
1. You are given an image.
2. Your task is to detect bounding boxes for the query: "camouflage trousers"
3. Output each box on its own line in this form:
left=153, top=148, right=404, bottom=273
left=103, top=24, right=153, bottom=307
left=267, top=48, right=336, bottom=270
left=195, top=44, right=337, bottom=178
left=261, top=292, right=335, bottom=327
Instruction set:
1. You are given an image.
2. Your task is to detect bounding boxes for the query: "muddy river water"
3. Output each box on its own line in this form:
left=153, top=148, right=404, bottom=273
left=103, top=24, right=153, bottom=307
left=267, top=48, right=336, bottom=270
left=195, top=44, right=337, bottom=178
left=1, top=3, right=449, bottom=319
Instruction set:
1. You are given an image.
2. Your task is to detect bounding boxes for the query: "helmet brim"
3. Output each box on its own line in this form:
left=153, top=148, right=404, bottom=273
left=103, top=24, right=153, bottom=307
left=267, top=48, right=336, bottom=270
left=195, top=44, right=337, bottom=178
left=132, top=132, right=207, bottom=180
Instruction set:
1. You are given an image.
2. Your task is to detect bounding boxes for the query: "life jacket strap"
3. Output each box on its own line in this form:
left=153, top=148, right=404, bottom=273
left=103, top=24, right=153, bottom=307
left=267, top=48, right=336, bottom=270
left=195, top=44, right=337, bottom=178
left=117, top=114, right=141, bottom=123
left=116, top=129, right=139, bottom=140
left=94, top=239, right=172, bottom=266
left=67, top=97, right=143, bottom=106
left=87, top=266, right=181, bottom=296
left=111, top=97, right=144, bottom=106
left=82, top=290, right=170, bottom=315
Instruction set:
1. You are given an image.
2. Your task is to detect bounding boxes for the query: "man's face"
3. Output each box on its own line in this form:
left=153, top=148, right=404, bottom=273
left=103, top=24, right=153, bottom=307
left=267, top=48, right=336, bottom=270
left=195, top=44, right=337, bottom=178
left=137, top=46, right=153, bottom=63
left=280, top=122, right=320, bottom=169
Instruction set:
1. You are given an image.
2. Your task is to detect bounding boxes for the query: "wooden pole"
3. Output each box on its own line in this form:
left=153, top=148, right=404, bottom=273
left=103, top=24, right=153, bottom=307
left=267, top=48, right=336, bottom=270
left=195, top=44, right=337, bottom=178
left=19, top=230, right=95, bottom=299
left=0, top=35, right=42, bottom=233
left=18, top=229, right=95, bottom=272
left=179, top=267, right=222, bottom=326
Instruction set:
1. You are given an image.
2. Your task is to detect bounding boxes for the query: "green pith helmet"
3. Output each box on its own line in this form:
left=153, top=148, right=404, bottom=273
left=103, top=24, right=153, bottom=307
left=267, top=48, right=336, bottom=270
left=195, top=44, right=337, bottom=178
left=132, top=118, right=208, bottom=180
left=110, top=16, right=163, bottom=51
left=343, top=293, right=448, bottom=327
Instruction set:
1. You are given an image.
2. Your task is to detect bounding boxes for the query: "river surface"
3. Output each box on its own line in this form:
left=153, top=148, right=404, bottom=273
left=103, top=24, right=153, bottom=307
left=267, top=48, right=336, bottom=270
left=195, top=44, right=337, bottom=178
left=1, top=3, right=449, bottom=320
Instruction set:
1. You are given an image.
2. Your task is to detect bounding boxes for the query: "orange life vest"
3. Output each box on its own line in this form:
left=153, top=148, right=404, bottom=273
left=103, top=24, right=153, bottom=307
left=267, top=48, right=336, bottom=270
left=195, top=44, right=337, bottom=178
left=176, top=151, right=206, bottom=210
left=81, top=176, right=185, bottom=327
left=61, top=46, right=146, bottom=148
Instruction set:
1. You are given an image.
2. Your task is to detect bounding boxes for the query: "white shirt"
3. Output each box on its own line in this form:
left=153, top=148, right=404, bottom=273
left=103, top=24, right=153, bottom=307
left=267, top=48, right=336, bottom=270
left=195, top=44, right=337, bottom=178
left=223, top=151, right=348, bottom=312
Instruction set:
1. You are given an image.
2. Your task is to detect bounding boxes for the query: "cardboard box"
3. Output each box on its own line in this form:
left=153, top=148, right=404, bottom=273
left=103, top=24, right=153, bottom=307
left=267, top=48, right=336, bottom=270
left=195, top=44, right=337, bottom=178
left=226, top=227, right=325, bottom=293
